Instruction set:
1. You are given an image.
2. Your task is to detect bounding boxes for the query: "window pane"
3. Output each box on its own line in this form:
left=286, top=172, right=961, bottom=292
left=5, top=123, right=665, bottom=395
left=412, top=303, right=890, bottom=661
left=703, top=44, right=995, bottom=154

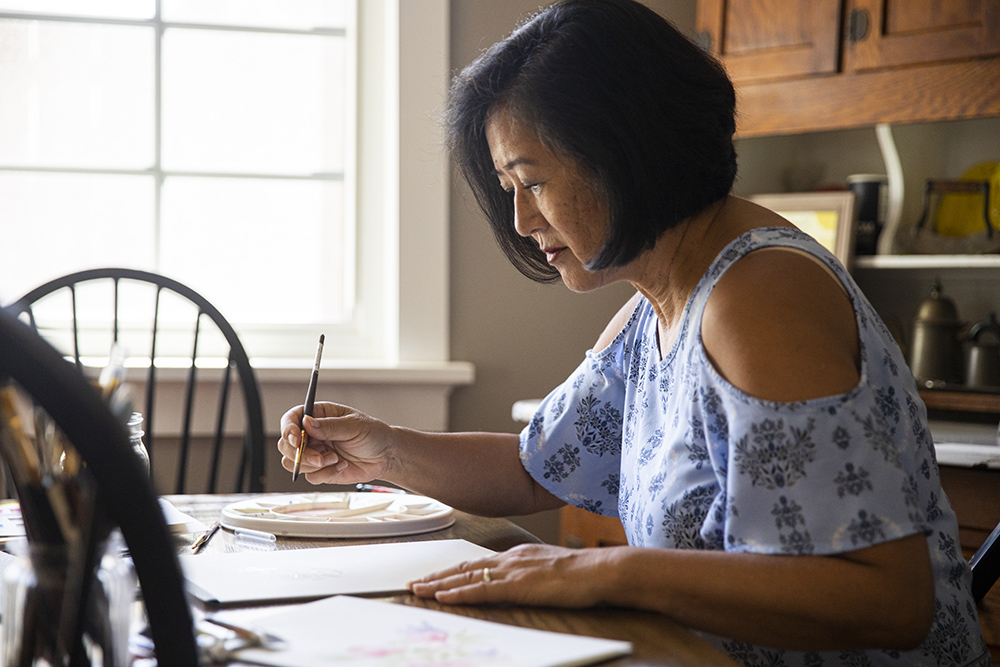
left=0, top=19, right=154, bottom=168
left=162, top=0, right=347, bottom=31
left=160, top=177, right=347, bottom=330
left=161, top=29, right=346, bottom=175
left=0, top=1, right=154, bottom=19
left=0, top=171, right=155, bottom=304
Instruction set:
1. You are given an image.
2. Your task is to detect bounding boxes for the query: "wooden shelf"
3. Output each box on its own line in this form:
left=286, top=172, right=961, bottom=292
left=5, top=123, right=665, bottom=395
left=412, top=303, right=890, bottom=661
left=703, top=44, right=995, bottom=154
left=854, top=255, right=1000, bottom=270
left=734, top=58, right=1000, bottom=138
left=920, top=389, right=1000, bottom=414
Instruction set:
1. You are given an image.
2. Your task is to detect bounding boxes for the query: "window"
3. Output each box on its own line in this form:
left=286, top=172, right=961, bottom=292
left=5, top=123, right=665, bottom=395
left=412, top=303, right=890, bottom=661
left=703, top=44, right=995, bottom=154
left=0, top=0, right=451, bottom=366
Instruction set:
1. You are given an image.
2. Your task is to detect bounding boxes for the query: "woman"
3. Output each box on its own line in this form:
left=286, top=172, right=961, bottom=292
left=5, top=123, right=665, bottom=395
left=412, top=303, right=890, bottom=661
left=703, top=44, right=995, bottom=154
left=276, top=1, right=989, bottom=664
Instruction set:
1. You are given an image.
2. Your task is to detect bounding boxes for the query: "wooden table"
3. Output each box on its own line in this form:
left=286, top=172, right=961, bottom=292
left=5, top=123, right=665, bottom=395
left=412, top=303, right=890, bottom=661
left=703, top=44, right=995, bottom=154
left=165, top=494, right=739, bottom=667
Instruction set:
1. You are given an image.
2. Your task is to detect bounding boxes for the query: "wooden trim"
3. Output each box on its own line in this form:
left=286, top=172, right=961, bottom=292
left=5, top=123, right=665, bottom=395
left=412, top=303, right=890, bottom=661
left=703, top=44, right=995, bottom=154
left=920, top=389, right=1000, bottom=415
left=735, top=58, right=1000, bottom=138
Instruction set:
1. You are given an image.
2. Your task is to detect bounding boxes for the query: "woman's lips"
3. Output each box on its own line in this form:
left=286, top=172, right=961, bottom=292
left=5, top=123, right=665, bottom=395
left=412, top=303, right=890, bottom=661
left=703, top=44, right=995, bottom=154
left=541, top=247, right=565, bottom=264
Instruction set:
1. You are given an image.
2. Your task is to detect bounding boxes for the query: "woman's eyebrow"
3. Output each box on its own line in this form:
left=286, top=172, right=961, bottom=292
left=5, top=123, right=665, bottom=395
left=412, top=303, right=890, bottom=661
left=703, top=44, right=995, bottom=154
left=494, top=157, right=535, bottom=174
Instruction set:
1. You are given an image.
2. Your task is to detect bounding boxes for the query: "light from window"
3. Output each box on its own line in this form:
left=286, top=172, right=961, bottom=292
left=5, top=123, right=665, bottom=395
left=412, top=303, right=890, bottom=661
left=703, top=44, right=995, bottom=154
left=0, top=1, right=353, bottom=358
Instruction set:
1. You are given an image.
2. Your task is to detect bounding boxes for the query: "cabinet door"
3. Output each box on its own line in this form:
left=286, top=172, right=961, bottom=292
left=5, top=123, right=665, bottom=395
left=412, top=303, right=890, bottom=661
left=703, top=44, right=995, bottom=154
left=696, top=0, right=843, bottom=84
left=845, top=0, right=1000, bottom=72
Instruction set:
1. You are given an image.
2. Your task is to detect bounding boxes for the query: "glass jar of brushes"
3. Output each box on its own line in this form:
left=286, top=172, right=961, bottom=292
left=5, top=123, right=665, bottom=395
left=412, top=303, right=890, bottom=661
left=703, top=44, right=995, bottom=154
left=1, top=531, right=136, bottom=667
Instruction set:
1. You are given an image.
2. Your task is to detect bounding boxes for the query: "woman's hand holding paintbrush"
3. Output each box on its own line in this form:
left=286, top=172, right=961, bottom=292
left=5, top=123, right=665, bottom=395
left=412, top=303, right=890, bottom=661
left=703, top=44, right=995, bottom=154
left=278, top=401, right=396, bottom=484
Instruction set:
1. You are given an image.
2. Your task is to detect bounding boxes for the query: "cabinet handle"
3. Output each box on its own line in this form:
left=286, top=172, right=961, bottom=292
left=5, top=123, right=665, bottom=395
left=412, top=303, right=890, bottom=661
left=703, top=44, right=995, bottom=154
left=847, top=8, right=870, bottom=43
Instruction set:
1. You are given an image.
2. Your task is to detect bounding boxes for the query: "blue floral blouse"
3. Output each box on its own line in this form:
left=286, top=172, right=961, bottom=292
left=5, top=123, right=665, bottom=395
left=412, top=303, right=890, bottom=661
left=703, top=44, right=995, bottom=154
left=520, top=227, right=989, bottom=666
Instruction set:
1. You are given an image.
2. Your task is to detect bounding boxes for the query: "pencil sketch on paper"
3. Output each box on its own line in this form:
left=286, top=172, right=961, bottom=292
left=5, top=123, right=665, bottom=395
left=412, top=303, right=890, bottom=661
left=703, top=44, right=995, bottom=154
left=225, top=595, right=633, bottom=667
left=328, top=621, right=503, bottom=666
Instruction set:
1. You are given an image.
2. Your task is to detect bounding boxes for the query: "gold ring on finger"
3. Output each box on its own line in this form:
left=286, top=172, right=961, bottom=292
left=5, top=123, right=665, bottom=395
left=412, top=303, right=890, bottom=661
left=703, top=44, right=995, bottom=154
left=482, top=567, right=492, bottom=583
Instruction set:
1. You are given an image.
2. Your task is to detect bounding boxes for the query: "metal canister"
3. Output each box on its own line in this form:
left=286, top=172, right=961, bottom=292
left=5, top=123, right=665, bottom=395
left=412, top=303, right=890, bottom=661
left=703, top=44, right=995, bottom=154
left=909, top=279, right=964, bottom=386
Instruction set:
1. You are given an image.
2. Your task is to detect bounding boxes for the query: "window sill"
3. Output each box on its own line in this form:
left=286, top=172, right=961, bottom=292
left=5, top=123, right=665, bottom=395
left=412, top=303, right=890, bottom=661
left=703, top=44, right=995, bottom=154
left=129, top=360, right=474, bottom=438
left=252, top=359, right=475, bottom=386
left=254, top=360, right=475, bottom=435
left=257, top=360, right=475, bottom=435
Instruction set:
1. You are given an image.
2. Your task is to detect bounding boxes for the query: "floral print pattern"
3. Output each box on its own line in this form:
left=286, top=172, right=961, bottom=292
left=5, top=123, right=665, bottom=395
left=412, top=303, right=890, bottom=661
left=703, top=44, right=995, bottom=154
left=519, top=228, right=988, bottom=666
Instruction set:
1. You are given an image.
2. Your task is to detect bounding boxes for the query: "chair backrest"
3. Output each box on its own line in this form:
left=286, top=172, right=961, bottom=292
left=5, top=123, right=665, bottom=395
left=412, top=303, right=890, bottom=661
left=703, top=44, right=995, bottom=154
left=971, top=520, right=1000, bottom=603
left=5, top=268, right=265, bottom=494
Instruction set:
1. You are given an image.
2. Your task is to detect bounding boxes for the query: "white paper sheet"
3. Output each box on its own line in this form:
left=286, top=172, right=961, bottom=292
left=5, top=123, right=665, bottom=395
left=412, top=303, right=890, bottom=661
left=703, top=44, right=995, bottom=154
left=180, top=538, right=495, bottom=605
left=220, top=595, right=633, bottom=667
left=0, top=498, right=204, bottom=541
left=159, top=498, right=208, bottom=535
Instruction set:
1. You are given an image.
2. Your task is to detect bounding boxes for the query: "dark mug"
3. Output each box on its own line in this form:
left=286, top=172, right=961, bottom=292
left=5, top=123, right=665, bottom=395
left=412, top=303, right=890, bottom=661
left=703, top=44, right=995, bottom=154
left=847, top=174, right=887, bottom=256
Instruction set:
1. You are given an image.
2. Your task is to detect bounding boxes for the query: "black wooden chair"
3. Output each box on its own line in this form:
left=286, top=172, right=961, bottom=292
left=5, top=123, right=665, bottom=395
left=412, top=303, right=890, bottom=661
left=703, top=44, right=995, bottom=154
left=972, top=518, right=1000, bottom=603
left=0, top=306, right=198, bottom=665
left=6, top=268, right=265, bottom=494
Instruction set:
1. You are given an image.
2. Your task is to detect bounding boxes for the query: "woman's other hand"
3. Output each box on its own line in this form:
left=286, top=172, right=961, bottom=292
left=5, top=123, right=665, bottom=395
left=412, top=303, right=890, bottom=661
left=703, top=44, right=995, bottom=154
left=277, top=402, right=395, bottom=484
left=408, top=543, right=613, bottom=608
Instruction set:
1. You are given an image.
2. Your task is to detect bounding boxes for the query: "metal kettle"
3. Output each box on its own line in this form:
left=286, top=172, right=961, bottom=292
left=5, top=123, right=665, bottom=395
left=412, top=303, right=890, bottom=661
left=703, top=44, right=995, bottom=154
left=965, top=312, right=1000, bottom=389
left=909, top=279, right=964, bottom=386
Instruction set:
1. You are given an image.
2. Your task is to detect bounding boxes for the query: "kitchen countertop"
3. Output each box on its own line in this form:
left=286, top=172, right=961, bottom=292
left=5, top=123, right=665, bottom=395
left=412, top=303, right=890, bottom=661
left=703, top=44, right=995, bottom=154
left=932, top=420, right=1000, bottom=468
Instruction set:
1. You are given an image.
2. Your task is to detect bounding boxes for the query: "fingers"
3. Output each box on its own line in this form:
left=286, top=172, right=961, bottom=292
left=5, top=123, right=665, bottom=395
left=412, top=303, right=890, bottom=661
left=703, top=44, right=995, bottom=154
left=278, top=402, right=348, bottom=443
left=276, top=401, right=393, bottom=485
left=277, top=402, right=352, bottom=473
left=408, top=561, right=502, bottom=605
left=276, top=428, right=328, bottom=473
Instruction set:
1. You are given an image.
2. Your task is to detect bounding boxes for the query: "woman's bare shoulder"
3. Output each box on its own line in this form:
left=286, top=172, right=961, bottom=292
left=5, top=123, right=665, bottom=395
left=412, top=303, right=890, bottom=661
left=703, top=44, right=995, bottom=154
left=593, top=292, right=644, bottom=354
left=701, top=248, right=861, bottom=402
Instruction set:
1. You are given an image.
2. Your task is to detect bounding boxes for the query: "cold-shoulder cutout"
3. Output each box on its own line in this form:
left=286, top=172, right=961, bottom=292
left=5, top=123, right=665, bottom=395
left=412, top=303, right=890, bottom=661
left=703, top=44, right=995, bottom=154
left=701, top=244, right=861, bottom=403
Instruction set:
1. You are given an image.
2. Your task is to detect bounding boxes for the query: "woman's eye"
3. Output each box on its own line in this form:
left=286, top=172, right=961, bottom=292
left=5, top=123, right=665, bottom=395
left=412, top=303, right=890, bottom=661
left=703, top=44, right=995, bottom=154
left=526, top=182, right=542, bottom=194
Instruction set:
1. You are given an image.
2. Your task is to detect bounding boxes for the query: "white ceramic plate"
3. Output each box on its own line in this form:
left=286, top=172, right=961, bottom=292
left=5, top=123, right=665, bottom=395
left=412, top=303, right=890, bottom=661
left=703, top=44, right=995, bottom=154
left=219, top=492, right=455, bottom=538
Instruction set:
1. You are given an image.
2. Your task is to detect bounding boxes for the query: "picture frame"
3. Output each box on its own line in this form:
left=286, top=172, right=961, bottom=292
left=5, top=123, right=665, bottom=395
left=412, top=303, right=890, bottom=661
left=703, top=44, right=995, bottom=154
left=748, top=191, right=857, bottom=268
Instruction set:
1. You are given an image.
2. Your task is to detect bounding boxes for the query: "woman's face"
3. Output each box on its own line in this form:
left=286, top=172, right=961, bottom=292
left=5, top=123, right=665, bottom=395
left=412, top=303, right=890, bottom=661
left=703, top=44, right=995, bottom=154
left=485, top=110, right=618, bottom=292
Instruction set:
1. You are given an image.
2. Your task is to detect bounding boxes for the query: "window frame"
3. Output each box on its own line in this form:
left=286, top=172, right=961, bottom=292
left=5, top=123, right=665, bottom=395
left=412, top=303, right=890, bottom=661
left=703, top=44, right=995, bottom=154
left=0, top=0, right=452, bottom=367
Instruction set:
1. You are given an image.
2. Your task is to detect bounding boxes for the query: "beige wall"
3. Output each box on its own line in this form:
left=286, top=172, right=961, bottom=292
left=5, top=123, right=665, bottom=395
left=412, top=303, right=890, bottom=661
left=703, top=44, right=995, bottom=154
left=445, top=0, right=1000, bottom=544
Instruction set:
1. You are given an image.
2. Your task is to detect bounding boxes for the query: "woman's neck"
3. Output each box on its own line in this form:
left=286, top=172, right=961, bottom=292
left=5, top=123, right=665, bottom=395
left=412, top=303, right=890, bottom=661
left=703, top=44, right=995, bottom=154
left=628, top=197, right=737, bottom=332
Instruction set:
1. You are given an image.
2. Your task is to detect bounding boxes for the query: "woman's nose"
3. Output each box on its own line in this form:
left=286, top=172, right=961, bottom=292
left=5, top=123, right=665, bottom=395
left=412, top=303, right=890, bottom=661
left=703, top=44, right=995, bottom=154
left=513, top=190, right=543, bottom=237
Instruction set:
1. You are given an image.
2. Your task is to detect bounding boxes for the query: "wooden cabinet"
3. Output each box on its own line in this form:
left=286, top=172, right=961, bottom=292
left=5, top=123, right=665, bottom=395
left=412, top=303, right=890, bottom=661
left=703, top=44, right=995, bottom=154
left=695, top=0, right=842, bottom=84
left=696, top=0, right=1000, bottom=137
left=844, top=0, right=1000, bottom=72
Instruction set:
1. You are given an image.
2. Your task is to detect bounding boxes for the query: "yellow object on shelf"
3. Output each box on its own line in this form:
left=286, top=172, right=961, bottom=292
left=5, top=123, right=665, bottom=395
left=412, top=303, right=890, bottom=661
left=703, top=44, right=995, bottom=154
left=935, top=162, right=1000, bottom=237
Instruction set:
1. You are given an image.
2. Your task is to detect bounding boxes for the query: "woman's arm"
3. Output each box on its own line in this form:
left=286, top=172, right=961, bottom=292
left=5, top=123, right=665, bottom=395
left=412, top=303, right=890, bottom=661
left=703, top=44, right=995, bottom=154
left=412, top=246, right=936, bottom=651
left=410, top=532, right=934, bottom=651
left=276, top=291, right=643, bottom=515
left=276, top=403, right=564, bottom=517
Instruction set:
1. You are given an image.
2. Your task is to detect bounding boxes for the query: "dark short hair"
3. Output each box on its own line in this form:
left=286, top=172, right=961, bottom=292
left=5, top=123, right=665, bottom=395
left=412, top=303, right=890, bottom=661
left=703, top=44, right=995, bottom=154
left=446, top=0, right=737, bottom=282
